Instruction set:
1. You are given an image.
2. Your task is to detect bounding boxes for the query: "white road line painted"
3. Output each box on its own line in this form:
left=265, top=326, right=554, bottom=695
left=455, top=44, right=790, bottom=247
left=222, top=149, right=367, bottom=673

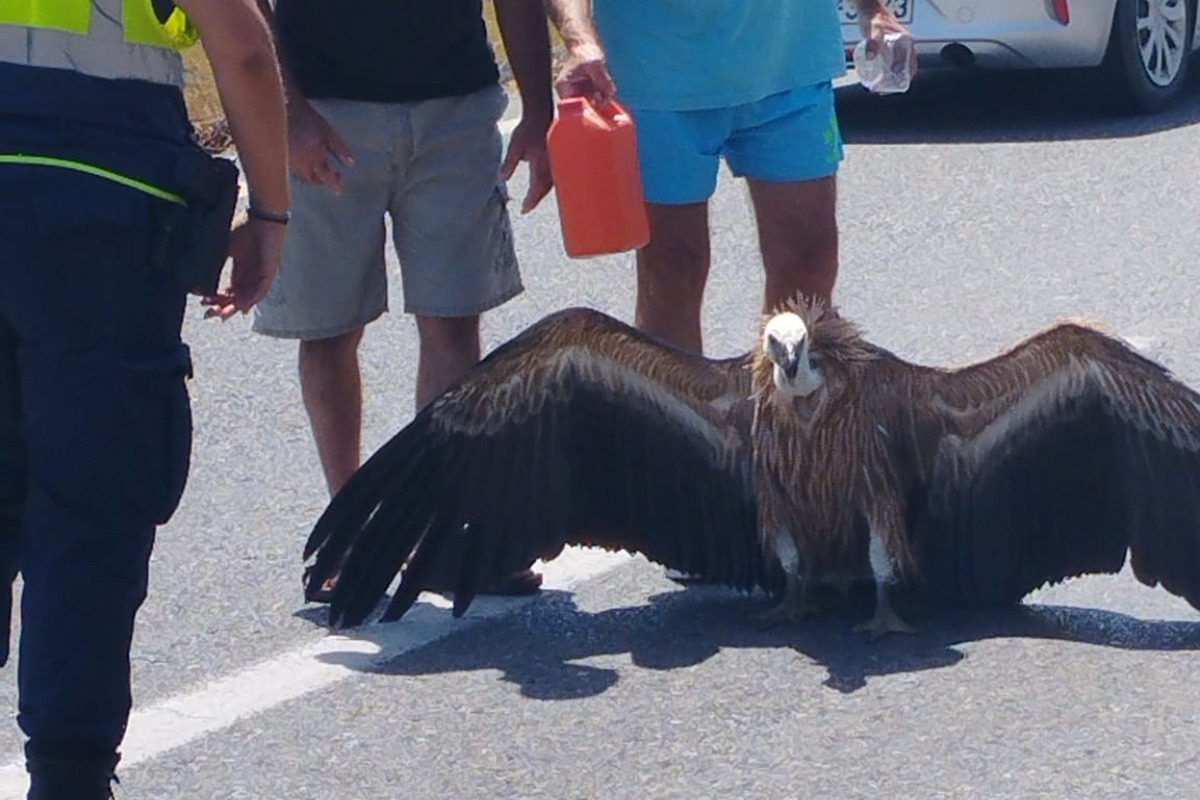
left=0, top=547, right=633, bottom=798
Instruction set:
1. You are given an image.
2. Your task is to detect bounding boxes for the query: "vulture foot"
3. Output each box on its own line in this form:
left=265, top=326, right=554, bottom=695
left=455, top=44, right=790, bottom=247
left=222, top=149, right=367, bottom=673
left=752, top=574, right=820, bottom=627
left=853, top=606, right=915, bottom=640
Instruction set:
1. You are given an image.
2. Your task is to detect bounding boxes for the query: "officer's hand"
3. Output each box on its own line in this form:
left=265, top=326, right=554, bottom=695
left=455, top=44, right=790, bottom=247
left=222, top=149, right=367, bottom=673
left=201, top=217, right=286, bottom=320
left=288, top=101, right=355, bottom=195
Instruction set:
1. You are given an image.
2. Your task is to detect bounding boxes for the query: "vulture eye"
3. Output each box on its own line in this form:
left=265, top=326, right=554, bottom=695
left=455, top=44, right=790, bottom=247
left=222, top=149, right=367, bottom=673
left=808, top=356, right=823, bottom=372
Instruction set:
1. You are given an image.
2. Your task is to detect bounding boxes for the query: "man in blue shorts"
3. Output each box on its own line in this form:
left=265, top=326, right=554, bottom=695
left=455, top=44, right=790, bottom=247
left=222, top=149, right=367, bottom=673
left=543, top=0, right=914, bottom=354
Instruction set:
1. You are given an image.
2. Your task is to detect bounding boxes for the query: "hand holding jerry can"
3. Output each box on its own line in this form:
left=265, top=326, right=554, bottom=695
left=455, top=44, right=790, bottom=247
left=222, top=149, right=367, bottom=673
left=546, top=97, right=651, bottom=258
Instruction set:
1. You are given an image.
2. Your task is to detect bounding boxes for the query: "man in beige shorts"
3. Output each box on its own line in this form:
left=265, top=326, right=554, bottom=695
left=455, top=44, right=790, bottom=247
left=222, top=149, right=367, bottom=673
left=253, top=0, right=554, bottom=597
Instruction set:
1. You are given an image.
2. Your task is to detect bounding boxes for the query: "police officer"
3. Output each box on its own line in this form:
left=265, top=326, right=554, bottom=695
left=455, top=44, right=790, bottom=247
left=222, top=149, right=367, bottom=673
left=0, top=1, right=289, bottom=797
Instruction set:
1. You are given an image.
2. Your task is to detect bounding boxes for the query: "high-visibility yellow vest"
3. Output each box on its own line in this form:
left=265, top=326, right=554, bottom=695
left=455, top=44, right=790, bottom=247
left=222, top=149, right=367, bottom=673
left=0, top=0, right=197, bottom=87
left=0, top=0, right=198, bottom=50
left=0, top=0, right=207, bottom=204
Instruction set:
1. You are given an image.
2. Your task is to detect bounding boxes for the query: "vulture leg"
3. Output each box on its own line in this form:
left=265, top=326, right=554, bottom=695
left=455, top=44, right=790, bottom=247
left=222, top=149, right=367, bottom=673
left=853, top=528, right=915, bottom=640
left=754, top=530, right=819, bottom=624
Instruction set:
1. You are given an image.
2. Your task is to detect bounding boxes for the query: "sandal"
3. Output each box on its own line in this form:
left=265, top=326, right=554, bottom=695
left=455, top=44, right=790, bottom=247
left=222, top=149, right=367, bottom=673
left=302, top=565, right=338, bottom=604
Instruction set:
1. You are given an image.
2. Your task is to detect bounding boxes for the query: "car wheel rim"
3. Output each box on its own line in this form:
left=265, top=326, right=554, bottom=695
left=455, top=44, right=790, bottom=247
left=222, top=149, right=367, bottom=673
left=1137, top=0, right=1189, bottom=87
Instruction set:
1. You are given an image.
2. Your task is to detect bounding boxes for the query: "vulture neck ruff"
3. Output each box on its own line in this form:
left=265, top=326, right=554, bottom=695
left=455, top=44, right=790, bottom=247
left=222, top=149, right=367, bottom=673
left=752, top=301, right=878, bottom=406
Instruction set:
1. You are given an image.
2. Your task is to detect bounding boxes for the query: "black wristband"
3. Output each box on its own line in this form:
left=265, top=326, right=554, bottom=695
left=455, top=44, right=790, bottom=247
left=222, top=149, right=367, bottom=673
left=248, top=205, right=291, bottom=224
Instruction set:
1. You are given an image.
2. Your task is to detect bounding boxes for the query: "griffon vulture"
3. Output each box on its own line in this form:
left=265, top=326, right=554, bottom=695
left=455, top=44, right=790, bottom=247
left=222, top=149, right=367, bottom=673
left=301, top=302, right=1200, bottom=637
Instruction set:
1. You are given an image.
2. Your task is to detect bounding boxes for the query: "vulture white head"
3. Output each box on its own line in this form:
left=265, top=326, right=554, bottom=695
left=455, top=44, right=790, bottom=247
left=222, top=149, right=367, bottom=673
left=762, top=311, right=823, bottom=398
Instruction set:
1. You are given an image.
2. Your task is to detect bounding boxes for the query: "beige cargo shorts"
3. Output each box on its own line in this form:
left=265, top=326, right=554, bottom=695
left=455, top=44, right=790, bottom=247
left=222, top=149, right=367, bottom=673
left=252, top=83, right=522, bottom=339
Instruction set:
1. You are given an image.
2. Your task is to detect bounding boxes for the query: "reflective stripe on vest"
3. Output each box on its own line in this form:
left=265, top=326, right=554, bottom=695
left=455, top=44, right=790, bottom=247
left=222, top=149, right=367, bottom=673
left=0, top=0, right=194, bottom=86
left=0, top=154, right=187, bottom=205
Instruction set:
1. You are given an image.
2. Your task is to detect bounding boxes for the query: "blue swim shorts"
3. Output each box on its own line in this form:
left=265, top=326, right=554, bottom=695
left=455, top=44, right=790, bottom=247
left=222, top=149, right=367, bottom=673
left=628, top=81, right=844, bottom=205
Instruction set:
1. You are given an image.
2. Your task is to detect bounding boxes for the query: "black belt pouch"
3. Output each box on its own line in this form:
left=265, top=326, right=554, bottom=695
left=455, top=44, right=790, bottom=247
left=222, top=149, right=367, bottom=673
left=0, top=111, right=241, bottom=297
left=153, top=149, right=241, bottom=296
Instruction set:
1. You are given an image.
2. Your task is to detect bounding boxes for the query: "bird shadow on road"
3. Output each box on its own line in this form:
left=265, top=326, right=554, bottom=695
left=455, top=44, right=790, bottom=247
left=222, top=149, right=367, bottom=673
left=300, top=581, right=1200, bottom=698
left=835, top=68, right=1200, bottom=145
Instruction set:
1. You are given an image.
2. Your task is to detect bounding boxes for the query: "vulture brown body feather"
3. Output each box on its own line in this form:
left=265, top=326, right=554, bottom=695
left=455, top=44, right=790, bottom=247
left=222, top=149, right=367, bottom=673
left=304, top=302, right=1200, bottom=636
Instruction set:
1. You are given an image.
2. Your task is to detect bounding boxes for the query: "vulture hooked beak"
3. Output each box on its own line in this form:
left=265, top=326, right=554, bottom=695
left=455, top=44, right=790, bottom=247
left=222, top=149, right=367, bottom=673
left=782, top=350, right=801, bottom=380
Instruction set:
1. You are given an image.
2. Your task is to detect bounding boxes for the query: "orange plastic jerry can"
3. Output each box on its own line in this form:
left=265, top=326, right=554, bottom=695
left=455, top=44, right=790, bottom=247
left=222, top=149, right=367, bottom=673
left=546, top=97, right=651, bottom=258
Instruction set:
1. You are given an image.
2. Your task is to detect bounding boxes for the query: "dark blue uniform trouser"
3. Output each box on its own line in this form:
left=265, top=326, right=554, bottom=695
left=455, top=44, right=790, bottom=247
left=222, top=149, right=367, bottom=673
left=0, top=165, right=193, bottom=769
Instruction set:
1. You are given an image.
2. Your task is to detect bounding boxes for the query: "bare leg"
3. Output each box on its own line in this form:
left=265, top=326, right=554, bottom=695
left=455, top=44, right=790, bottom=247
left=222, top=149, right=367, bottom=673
left=298, top=329, right=366, bottom=603
left=747, top=175, right=839, bottom=313
left=300, top=316, right=482, bottom=493
left=854, top=529, right=915, bottom=639
left=635, top=201, right=711, bottom=354
left=414, top=314, right=482, bottom=411
left=299, top=328, right=365, bottom=497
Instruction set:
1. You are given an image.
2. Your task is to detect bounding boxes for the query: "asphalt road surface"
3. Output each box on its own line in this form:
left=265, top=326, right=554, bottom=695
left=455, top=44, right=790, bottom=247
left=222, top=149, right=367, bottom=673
left=3, top=67, right=1200, bottom=798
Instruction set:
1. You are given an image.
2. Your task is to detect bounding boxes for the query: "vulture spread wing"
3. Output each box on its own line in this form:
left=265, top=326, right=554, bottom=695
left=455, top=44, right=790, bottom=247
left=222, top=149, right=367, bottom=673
left=303, top=308, right=775, bottom=628
left=908, top=324, right=1200, bottom=611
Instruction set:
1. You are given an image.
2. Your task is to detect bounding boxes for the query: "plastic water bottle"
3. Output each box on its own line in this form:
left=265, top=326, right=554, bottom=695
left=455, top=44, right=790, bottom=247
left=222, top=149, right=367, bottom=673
left=852, top=31, right=915, bottom=95
left=546, top=97, right=651, bottom=258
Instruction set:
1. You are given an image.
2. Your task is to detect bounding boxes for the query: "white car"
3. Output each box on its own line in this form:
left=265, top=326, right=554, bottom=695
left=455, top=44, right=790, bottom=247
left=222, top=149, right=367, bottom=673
left=840, top=0, right=1198, bottom=113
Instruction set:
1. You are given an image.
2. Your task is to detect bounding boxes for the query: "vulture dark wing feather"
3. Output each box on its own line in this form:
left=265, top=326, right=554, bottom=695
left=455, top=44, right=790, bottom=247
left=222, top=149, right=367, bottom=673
left=378, top=508, right=460, bottom=623
left=303, top=420, right=426, bottom=561
left=306, top=308, right=764, bottom=628
left=323, top=429, right=470, bottom=627
left=914, top=354, right=1200, bottom=611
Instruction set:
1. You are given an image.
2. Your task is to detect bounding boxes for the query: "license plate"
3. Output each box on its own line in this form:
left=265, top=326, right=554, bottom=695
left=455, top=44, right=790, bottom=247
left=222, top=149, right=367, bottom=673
left=839, top=0, right=912, bottom=25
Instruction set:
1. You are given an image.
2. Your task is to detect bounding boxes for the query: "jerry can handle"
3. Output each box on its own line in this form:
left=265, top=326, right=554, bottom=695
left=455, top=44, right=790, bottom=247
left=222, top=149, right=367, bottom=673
left=556, top=96, right=632, bottom=126
left=594, top=98, right=632, bottom=124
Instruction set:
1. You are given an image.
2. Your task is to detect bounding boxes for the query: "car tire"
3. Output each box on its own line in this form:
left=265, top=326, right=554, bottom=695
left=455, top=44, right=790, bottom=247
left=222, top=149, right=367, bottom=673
left=1102, top=0, right=1195, bottom=113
